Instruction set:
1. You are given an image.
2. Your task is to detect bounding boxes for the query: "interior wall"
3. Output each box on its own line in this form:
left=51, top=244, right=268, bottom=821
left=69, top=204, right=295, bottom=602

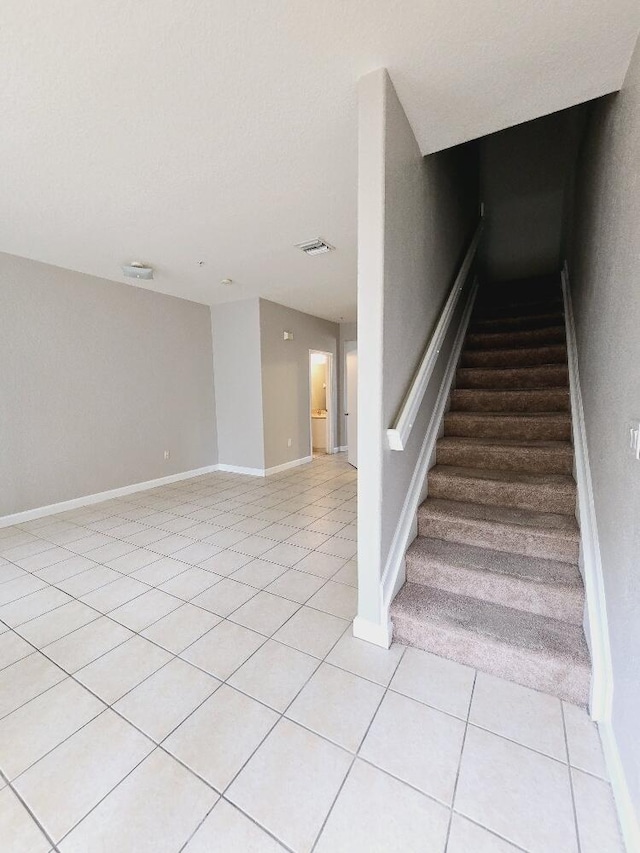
left=338, top=322, right=357, bottom=449
left=0, top=253, right=217, bottom=517
left=568, top=35, right=640, bottom=826
left=357, top=68, right=478, bottom=630
left=211, top=299, right=265, bottom=472
left=480, top=106, right=587, bottom=282
left=259, top=299, right=339, bottom=470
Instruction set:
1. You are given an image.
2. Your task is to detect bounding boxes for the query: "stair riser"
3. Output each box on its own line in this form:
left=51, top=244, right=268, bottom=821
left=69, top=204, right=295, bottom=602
left=457, top=365, right=569, bottom=390
left=391, top=614, right=589, bottom=706
left=417, top=512, right=579, bottom=563
left=436, top=444, right=573, bottom=475
left=461, top=346, right=567, bottom=368
left=445, top=414, right=572, bottom=441
left=429, top=473, right=576, bottom=514
left=449, top=389, right=570, bottom=413
left=405, top=554, right=584, bottom=624
left=466, top=327, right=566, bottom=349
left=470, top=313, right=565, bottom=334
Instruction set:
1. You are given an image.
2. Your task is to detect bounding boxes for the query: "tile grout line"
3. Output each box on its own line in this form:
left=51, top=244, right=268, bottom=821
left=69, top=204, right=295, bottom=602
left=443, top=670, right=477, bottom=851
left=561, top=699, right=584, bottom=853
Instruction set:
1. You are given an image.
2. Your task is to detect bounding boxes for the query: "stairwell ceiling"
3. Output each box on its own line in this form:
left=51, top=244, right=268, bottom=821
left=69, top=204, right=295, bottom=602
left=1, top=1, right=638, bottom=321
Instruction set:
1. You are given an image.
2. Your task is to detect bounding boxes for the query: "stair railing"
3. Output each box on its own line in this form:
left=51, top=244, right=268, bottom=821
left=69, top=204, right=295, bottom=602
left=387, top=220, right=483, bottom=451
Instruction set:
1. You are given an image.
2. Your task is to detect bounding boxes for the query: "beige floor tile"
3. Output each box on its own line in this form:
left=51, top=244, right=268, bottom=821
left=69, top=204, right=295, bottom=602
left=181, top=619, right=266, bottom=679
left=260, top=542, right=312, bottom=568
left=159, top=566, right=220, bottom=600
left=265, top=569, right=326, bottom=603
left=191, top=577, right=258, bottom=617
left=228, top=535, right=275, bottom=558
left=0, top=631, right=33, bottom=669
left=230, top=715, right=352, bottom=851
left=34, top=555, right=97, bottom=585
left=0, top=653, right=66, bottom=719
left=170, top=542, right=222, bottom=565
left=74, top=635, right=172, bottom=703
left=284, top=529, right=329, bottom=550
left=229, top=640, right=318, bottom=712
left=0, top=677, right=105, bottom=779
left=563, top=701, right=607, bottom=778
left=331, top=561, right=357, bottom=587
left=14, top=710, right=154, bottom=843
left=447, top=814, right=522, bottom=852
left=287, top=662, right=383, bottom=752
left=83, top=540, right=136, bottom=563
left=130, top=556, right=190, bottom=586
left=58, top=748, right=217, bottom=853
left=109, top=589, right=182, bottom=631
left=43, top=616, right=132, bottom=672
left=294, top=551, right=346, bottom=579
left=183, top=798, right=286, bottom=852
left=197, top=550, right=253, bottom=576
left=0, top=575, right=47, bottom=606
left=455, top=726, right=578, bottom=852
left=360, top=691, right=465, bottom=804
left=80, top=576, right=149, bottom=613
left=306, top=581, right=357, bottom=620
left=11, top=545, right=72, bottom=572
left=147, top=533, right=198, bottom=556
left=315, top=758, right=449, bottom=853
left=105, top=548, right=161, bottom=574
left=571, top=768, right=624, bottom=853
left=305, top=519, right=346, bottom=536
left=0, top=587, right=71, bottom=628
left=141, top=603, right=220, bottom=653
left=230, top=559, right=288, bottom=589
left=114, top=658, right=219, bottom=741
left=57, top=566, right=121, bottom=597
left=229, top=591, right=299, bottom=636
left=273, top=606, right=348, bottom=658
left=470, top=672, right=566, bottom=759
left=390, top=646, right=475, bottom=720
left=0, top=787, right=51, bottom=853
left=16, top=600, right=100, bottom=648
left=315, top=537, right=357, bottom=560
left=164, top=684, right=278, bottom=790
left=326, top=633, right=404, bottom=686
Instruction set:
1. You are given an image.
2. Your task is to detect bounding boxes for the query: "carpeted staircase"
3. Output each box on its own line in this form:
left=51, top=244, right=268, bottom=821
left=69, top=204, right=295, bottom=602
left=390, top=275, right=591, bottom=706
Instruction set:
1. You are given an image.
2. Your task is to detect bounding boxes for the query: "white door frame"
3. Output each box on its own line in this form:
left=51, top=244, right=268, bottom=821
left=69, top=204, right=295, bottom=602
left=344, top=341, right=357, bottom=466
left=308, top=350, right=335, bottom=456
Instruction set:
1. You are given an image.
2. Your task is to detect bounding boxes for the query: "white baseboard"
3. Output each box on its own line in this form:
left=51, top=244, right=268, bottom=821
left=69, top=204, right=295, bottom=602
left=561, top=264, right=613, bottom=722
left=599, top=720, right=640, bottom=852
left=265, top=456, right=313, bottom=476
left=352, top=615, right=392, bottom=648
left=380, top=278, right=479, bottom=616
left=334, top=446, right=347, bottom=453
left=0, top=464, right=219, bottom=528
left=216, top=463, right=265, bottom=477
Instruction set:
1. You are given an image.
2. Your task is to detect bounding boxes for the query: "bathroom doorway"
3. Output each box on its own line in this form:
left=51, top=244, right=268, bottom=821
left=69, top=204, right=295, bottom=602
left=309, top=351, right=334, bottom=457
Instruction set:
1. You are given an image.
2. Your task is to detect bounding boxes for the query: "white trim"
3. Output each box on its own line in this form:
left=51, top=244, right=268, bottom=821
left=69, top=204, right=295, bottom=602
left=215, top=463, right=265, bottom=477
left=561, top=263, right=613, bottom=722
left=387, top=220, right=483, bottom=451
left=380, top=278, right=479, bottom=621
left=599, top=720, right=640, bottom=852
left=0, top=465, right=219, bottom=528
left=265, top=456, right=313, bottom=476
left=353, top=615, right=392, bottom=648
left=334, top=446, right=347, bottom=453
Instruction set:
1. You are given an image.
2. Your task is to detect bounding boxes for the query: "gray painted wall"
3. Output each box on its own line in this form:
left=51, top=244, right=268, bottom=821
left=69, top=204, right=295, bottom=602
left=338, top=322, right=357, bottom=449
left=259, top=299, right=339, bottom=470
left=0, top=253, right=217, bottom=516
left=211, top=299, right=265, bottom=471
left=569, top=36, right=640, bottom=820
left=480, top=107, right=586, bottom=282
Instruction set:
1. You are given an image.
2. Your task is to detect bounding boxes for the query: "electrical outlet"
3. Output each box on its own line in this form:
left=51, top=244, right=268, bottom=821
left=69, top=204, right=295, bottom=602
left=164, top=450, right=171, bottom=461
left=287, top=438, right=292, bottom=447
left=628, top=422, right=640, bottom=460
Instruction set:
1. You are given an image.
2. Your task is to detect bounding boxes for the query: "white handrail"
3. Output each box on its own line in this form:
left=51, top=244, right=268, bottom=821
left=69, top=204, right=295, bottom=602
left=387, top=220, right=483, bottom=451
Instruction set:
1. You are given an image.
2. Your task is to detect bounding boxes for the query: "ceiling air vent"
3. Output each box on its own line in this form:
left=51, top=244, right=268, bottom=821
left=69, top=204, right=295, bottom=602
left=295, top=238, right=335, bottom=256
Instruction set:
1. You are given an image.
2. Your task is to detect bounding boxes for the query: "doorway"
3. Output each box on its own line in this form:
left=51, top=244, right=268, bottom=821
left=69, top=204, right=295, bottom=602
left=345, top=341, right=357, bottom=467
left=309, top=351, right=334, bottom=457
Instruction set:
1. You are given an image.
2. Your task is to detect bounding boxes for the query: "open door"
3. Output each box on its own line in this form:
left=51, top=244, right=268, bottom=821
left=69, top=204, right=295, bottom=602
left=345, top=342, right=357, bottom=467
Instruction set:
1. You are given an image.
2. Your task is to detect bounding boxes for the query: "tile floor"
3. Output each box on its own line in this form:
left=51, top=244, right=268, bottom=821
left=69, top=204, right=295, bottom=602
left=0, top=454, right=625, bottom=852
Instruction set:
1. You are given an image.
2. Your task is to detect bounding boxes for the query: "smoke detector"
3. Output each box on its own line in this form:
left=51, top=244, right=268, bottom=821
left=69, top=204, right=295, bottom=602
left=295, top=238, right=335, bottom=256
left=122, top=261, right=154, bottom=280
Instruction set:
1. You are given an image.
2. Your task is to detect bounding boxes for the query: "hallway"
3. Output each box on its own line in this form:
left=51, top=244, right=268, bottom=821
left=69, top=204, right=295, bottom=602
left=0, top=455, right=622, bottom=851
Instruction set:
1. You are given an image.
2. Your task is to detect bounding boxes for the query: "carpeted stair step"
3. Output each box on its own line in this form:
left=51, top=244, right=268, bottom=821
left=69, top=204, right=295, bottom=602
left=417, top=497, right=579, bottom=563
left=470, top=311, right=565, bottom=334
left=473, top=297, right=564, bottom=320
left=405, top=537, right=584, bottom=623
left=436, top=436, right=574, bottom=474
left=444, top=411, right=572, bottom=441
left=466, top=326, right=567, bottom=350
left=428, top=465, right=576, bottom=514
left=457, top=364, right=568, bottom=389
left=449, top=388, right=570, bottom=413
left=390, top=583, right=590, bottom=705
left=460, top=344, right=567, bottom=369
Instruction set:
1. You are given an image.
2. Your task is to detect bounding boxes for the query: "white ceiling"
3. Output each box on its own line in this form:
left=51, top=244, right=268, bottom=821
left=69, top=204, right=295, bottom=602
left=2, top=1, right=638, bottom=322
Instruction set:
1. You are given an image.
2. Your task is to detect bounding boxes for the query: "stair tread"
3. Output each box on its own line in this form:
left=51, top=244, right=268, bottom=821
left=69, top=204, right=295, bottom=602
left=437, top=436, right=572, bottom=451
left=431, top=464, right=575, bottom=489
left=418, top=497, right=579, bottom=536
left=406, top=536, right=582, bottom=587
left=391, top=583, right=590, bottom=666
left=447, top=411, right=570, bottom=420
